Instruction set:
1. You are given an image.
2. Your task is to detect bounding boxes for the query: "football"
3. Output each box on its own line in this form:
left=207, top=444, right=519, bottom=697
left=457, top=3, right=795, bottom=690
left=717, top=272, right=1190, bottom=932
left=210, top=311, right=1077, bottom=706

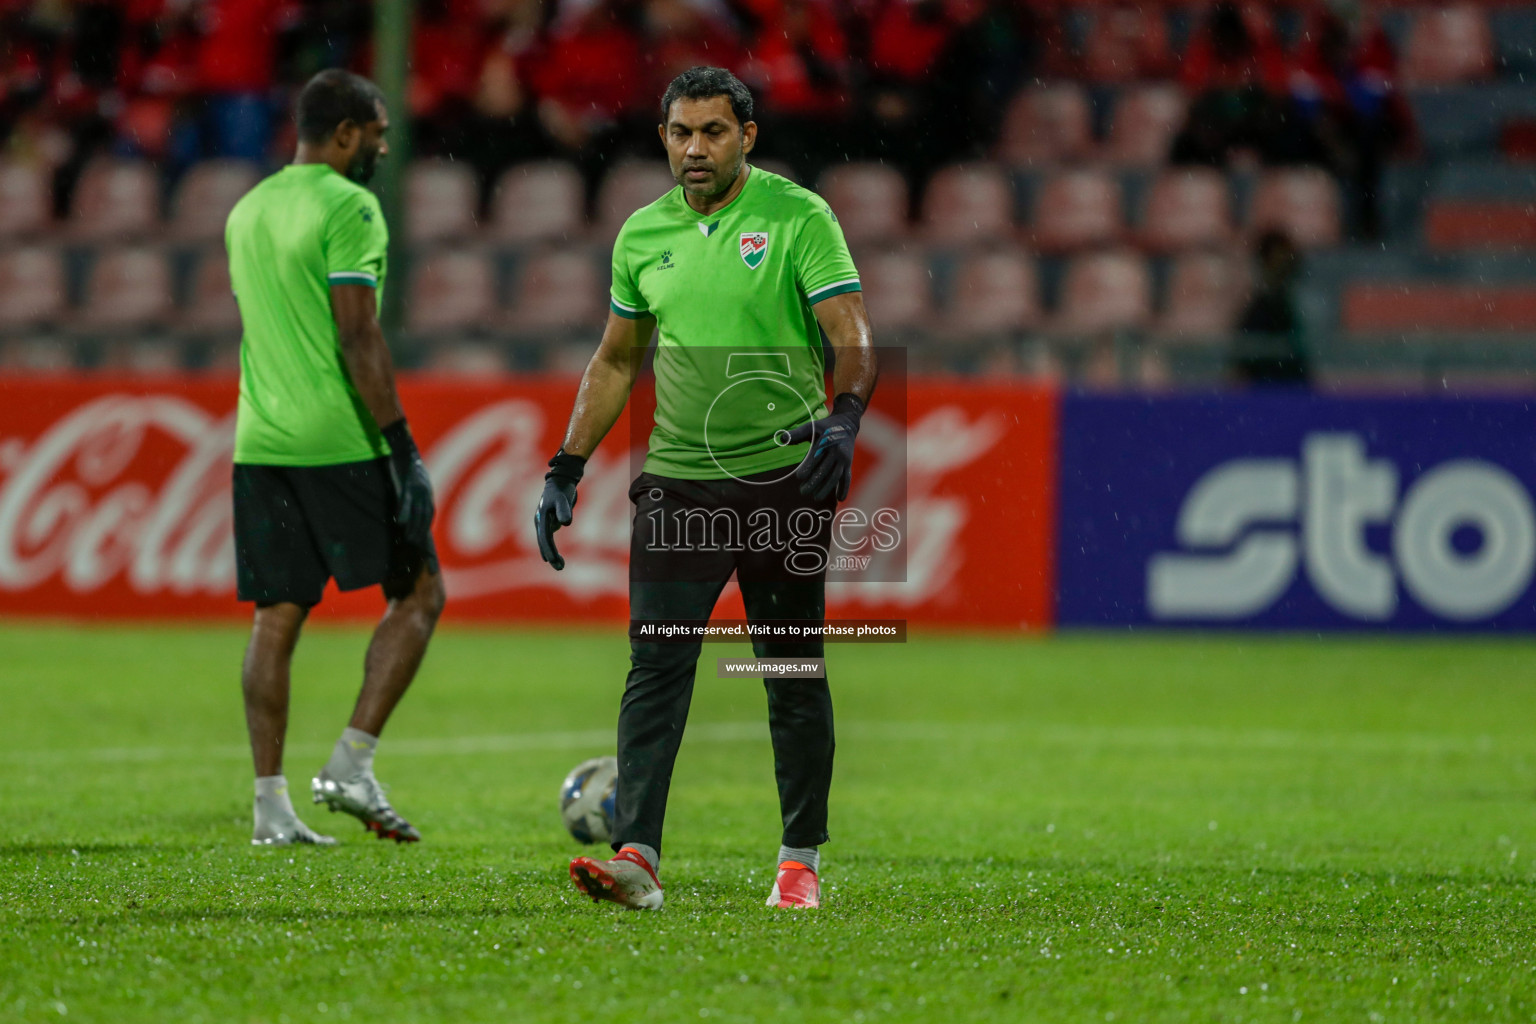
left=559, top=756, right=618, bottom=844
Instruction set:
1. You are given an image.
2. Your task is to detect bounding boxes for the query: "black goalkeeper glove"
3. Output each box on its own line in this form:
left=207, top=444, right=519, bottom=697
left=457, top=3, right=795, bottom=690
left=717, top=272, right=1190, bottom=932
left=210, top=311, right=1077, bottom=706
left=382, top=418, right=435, bottom=550
left=535, top=450, right=586, bottom=571
left=775, top=392, right=865, bottom=502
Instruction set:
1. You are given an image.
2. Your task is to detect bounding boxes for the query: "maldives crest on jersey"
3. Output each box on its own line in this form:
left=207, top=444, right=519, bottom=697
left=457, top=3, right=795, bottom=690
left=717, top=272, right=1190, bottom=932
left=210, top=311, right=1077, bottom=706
left=739, top=232, right=769, bottom=269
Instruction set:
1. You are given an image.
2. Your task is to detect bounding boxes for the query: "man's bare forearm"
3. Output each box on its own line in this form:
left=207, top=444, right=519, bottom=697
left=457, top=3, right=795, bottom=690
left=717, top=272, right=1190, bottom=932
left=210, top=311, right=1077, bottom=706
left=339, top=319, right=405, bottom=430
left=560, top=343, right=642, bottom=458
left=815, top=291, right=878, bottom=407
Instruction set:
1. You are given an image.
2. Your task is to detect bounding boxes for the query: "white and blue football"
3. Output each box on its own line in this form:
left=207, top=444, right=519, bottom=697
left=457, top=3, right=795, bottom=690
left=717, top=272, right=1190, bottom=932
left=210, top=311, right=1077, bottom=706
left=559, top=756, right=618, bottom=844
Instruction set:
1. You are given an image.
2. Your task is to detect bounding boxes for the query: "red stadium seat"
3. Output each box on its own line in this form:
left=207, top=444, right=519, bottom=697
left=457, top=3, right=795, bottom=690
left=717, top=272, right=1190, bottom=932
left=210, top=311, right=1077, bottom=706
left=0, top=337, right=80, bottom=372
left=74, top=248, right=174, bottom=332
left=817, top=163, right=908, bottom=246
left=996, top=84, right=1093, bottom=167
left=1052, top=250, right=1153, bottom=335
left=940, top=248, right=1041, bottom=339
left=1029, top=169, right=1123, bottom=253
left=407, top=249, right=497, bottom=335
left=406, top=159, right=479, bottom=245
left=1153, top=249, right=1251, bottom=343
left=169, top=160, right=260, bottom=243
left=420, top=342, right=511, bottom=375
left=1248, top=169, right=1341, bottom=249
left=502, top=249, right=604, bottom=335
left=69, top=159, right=160, bottom=242
left=921, top=164, right=1016, bottom=247
left=856, top=250, right=935, bottom=333
left=1140, top=169, right=1234, bottom=252
left=0, top=247, right=68, bottom=330
left=96, top=338, right=187, bottom=374
left=0, top=160, right=51, bottom=238
left=595, top=162, right=677, bottom=243
left=1101, top=86, right=1188, bottom=167
left=488, top=161, right=585, bottom=246
left=1343, top=283, right=1536, bottom=334
left=177, top=255, right=241, bottom=335
left=1424, top=201, right=1536, bottom=250
left=1402, top=5, right=1494, bottom=86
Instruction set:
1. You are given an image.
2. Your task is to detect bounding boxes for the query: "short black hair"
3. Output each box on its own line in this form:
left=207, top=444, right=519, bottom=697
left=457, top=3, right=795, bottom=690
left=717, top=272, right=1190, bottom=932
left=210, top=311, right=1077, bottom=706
left=660, top=66, right=753, bottom=128
left=295, top=69, right=385, bottom=144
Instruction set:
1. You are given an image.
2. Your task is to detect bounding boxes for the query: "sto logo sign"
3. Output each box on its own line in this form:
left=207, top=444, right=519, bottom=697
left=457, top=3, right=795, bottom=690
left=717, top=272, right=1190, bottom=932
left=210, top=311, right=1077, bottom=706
left=1147, top=433, right=1536, bottom=622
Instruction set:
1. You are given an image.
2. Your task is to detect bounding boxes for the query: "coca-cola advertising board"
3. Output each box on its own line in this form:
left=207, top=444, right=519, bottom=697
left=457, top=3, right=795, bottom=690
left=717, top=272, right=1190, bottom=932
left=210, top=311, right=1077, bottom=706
left=0, top=376, right=1056, bottom=628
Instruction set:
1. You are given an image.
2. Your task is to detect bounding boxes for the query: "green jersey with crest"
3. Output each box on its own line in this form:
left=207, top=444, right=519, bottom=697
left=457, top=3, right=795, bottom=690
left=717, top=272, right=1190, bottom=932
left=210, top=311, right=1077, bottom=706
left=609, top=166, right=861, bottom=480
left=227, top=162, right=392, bottom=467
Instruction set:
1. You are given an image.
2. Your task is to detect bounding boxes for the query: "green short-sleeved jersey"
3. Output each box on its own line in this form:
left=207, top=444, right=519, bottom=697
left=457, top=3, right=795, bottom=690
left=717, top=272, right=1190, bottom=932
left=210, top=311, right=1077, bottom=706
left=609, top=167, right=861, bottom=480
left=227, top=163, right=392, bottom=467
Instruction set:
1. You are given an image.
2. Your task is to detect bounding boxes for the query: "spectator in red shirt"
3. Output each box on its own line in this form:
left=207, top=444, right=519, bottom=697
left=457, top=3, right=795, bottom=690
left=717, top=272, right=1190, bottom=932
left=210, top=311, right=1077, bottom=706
left=1286, top=9, right=1413, bottom=237
left=193, top=0, right=293, bottom=162
left=738, top=0, right=851, bottom=181
left=530, top=0, right=647, bottom=156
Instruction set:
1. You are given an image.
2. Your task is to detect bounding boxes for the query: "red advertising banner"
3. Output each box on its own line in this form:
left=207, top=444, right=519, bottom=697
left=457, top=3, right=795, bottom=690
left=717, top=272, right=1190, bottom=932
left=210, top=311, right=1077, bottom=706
left=0, top=375, right=1055, bottom=628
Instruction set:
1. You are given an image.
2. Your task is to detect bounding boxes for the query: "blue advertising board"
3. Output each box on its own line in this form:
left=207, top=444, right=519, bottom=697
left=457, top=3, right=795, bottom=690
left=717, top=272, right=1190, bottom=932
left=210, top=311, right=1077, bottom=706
left=1057, top=393, right=1536, bottom=630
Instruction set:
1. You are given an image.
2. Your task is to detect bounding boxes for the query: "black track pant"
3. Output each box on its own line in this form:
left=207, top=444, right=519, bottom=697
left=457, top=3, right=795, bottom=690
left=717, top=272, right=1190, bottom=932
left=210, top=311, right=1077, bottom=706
left=611, top=469, right=836, bottom=857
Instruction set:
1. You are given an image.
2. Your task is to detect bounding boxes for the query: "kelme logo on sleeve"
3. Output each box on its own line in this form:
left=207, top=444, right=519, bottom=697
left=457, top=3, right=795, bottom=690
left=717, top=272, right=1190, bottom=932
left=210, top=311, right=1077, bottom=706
left=740, top=232, right=769, bottom=269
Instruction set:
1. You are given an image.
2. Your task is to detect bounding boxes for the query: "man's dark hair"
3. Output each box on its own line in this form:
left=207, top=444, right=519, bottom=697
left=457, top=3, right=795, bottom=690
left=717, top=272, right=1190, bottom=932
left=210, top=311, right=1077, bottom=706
left=660, top=66, right=753, bottom=127
left=296, top=69, right=385, bottom=144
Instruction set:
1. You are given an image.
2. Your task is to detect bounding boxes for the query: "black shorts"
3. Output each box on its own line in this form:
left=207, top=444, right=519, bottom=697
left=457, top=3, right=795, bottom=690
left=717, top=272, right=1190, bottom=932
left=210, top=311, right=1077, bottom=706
left=232, top=459, right=438, bottom=607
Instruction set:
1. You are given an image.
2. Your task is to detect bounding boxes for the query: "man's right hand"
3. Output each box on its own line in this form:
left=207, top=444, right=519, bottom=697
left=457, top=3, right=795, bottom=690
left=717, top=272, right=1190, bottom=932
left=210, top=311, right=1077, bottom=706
left=535, top=451, right=587, bottom=571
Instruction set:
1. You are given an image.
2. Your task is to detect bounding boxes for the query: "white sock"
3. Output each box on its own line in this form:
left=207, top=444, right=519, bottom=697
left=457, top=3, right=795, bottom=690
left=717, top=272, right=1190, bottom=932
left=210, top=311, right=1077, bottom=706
left=323, top=727, right=377, bottom=779
left=619, top=843, right=660, bottom=872
left=778, top=844, right=820, bottom=872
left=253, top=775, right=297, bottom=824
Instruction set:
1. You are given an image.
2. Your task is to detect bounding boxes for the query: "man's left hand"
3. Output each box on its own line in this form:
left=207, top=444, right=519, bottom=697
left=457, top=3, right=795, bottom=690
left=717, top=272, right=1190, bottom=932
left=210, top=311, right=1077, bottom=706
left=776, top=393, right=865, bottom=503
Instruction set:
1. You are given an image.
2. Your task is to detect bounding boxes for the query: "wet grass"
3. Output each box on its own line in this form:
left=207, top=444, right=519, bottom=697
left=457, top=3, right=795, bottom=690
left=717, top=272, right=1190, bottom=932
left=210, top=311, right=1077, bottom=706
left=1, top=624, right=1534, bottom=1022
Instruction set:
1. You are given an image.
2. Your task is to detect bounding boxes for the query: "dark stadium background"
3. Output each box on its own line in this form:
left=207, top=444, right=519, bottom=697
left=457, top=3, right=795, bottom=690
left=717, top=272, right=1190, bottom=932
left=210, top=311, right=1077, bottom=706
left=1, top=0, right=1532, bottom=385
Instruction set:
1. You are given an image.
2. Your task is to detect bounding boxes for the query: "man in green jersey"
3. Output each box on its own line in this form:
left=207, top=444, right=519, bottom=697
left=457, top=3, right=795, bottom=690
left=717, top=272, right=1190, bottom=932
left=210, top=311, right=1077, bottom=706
left=228, top=70, right=444, bottom=847
left=537, top=67, right=878, bottom=910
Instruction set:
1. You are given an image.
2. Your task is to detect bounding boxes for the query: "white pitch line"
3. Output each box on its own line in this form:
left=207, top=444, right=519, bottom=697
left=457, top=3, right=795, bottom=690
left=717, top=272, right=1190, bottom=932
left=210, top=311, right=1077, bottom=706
left=0, top=720, right=1526, bottom=768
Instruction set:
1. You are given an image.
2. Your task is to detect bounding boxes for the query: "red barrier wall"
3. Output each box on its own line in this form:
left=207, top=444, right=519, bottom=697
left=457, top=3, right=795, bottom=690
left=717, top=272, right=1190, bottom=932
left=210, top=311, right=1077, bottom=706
left=0, top=375, right=1056, bottom=628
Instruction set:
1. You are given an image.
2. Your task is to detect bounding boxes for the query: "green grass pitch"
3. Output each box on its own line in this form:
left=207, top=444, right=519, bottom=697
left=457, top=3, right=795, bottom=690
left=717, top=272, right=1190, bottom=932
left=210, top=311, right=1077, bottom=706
left=1, top=623, right=1534, bottom=1023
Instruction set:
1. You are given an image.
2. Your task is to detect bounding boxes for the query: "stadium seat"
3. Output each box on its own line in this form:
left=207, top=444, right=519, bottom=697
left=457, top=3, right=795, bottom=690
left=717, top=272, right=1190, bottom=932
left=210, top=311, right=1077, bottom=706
left=1343, top=283, right=1536, bottom=334
left=73, top=248, right=174, bottom=332
left=488, top=161, right=585, bottom=246
left=1153, top=249, right=1251, bottom=343
left=0, top=337, right=79, bottom=372
left=502, top=250, right=604, bottom=335
left=1424, top=201, right=1536, bottom=250
left=406, top=159, right=479, bottom=244
left=68, top=159, right=160, bottom=242
left=1402, top=5, right=1494, bottom=85
left=921, top=163, right=1016, bottom=247
left=1248, top=169, right=1342, bottom=249
left=1100, top=85, right=1188, bottom=167
left=996, top=84, right=1094, bottom=166
left=419, top=342, right=511, bottom=375
left=1140, top=169, right=1234, bottom=252
left=817, top=163, right=908, bottom=246
left=939, top=248, right=1042, bottom=338
left=1029, top=169, right=1123, bottom=253
left=407, top=249, right=497, bottom=335
left=856, top=250, right=935, bottom=333
left=96, top=338, right=187, bottom=374
left=177, top=255, right=241, bottom=335
left=0, top=160, right=51, bottom=238
left=595, top=162, right=677, bottom=242
left=1051, top=249, right=1153, bottom=335
left=169, top=160, right=260, bottom=243
left=0, top=247, right=68, bottom=330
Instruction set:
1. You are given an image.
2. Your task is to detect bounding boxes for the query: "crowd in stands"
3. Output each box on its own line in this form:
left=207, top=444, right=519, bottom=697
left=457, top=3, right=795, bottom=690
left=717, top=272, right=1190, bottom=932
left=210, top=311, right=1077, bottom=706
left=3, top=0, right=1434, bottom=231
left=1, top=0, right=1532, bottom=386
